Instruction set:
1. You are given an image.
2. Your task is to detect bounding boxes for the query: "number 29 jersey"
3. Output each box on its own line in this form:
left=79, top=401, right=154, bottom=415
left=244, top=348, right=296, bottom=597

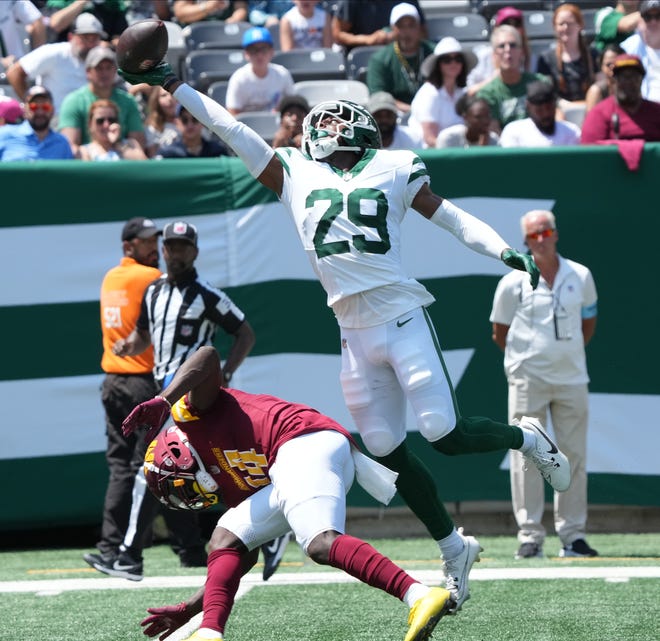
left=275, top=147, right=435, bottom=328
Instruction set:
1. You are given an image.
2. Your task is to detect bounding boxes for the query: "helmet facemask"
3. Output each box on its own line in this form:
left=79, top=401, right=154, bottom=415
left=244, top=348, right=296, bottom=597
left=302, top=100, right=382, bottom=160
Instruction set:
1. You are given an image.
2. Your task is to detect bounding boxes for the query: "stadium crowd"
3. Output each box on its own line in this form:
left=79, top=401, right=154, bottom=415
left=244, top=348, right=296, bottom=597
left=2, top=0, right=660, bottom=161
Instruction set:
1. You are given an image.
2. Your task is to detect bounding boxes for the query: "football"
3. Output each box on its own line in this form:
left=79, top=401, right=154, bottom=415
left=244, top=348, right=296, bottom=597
left=116, top=19, right=168, bottom=73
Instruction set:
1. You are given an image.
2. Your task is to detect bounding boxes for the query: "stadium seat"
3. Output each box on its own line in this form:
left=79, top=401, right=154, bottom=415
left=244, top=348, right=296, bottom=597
left=235, top=110, right=280, bottom=144
left=183, top=50, right=246, bottom=91
left=345, top=45, right=384, bottom=82
left=419, top=1, right=472, bottom=19
left=0, top=83, right=19, bottom=101
left=561, top=103, right=586, bottom=128
left=206, top=80, right=229, bottom=105
left=266, top=23, right=281, bottom=50
left=424, top=13, right=490, bottom=43
left=293, top=79, right=370, bottom=107
left=271, top=48, right=346, bottom=82
left=182, top=21, right=252, bottom=50
left=523, top=10, right=556, bottom=40
left=163, top=21, right=187, bottom=76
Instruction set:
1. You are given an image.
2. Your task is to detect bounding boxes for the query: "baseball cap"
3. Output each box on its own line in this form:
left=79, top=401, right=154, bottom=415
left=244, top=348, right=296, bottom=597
left=390, top=2, right=421, bottom=26
left=421, top=37, right=478, bottom=79
left=493, top=6, right=524, bottom=26
left=0, top=98, right=23, bottom=124
left=612, top=53, right=646, bottom=76
left=122, top=217, right=161, bottom=241
left=526, top=81, right=556, bottom=104
left=641, top=0, right=660, bottom=16
left=277, top=94, right=310, bottom=116
left=163, top=221, right=198, bottom=246
left=25, top=85, right=53, bottom=102
left=242, top=26, right=273, bottom=49
left=72, top=12, right=107, bottom=38
left=85, top=45, right=117, bottom=69
left=367, top=91, right=398, bottom=115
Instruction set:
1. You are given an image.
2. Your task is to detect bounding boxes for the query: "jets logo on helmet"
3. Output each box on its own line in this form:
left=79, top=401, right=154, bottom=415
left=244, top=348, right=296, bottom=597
left=302, top=99, right=382, bottom=160
left=143, top=426, right=220, bottom=511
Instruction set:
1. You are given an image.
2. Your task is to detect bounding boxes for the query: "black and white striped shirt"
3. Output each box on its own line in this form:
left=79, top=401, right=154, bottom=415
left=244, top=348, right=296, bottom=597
left=137, top=269, right=245, bottom=386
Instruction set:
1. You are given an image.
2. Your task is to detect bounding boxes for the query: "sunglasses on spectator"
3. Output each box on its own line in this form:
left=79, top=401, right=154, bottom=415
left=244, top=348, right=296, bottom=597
left=643, top=12, right=660, bottom=22
left=526, top=228, right=555, bottom=241
left=95, top=116, right=118, bottom=125
left=28, top=101, right=53, bottom=113
left=440, top=54, right=463, bottom=64
left=495, top=41, right=519, bottom=50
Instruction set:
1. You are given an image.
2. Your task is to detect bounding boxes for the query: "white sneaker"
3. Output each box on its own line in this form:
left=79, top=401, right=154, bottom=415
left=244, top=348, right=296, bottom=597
left=519, top=416, right=571, bottom=492
left=442, top=528, right=482, bottom=612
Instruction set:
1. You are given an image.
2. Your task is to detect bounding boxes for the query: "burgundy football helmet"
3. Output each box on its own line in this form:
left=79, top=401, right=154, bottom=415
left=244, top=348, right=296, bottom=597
left=144, top=426, right=220, bottom=511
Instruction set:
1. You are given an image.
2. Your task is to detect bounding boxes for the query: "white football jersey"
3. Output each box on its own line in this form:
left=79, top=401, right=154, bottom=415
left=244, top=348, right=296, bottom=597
left=275, top=147, right=434, bottom=327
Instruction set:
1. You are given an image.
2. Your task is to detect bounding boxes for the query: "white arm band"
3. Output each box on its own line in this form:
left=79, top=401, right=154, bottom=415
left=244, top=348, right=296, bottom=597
left=173, top=83, right=275, bottom=179
left=430, top=199, right=509, bottom=260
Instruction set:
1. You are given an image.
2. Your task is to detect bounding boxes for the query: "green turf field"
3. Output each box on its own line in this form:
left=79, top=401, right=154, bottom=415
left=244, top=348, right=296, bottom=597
left=3, top=533, right=659, bottom=641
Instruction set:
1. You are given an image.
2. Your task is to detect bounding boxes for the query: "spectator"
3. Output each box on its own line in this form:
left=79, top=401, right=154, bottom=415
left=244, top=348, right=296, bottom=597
left=536, top=4, right=598, bottom=106
left=366, top=90, right=422, bottom=149
left=279, top=0, right=332, bottom=51
left=79, top=98, right=147, bottom=160
left=409, top=36, right=477, bottom=147
left=93, top=220, right=256, bottom=581
left=490, top=209, right=598, bottom=560
left=0, top=0, right=46, bottom=71
left=467, top=6, right=533, bottom=96
left=157, top=105, right=229, bottom=157
left=0, top=99, right=24, bottom=126
left=436, top=94, right=499, bottom=148
left=366, top=2, right=434, bottom=115
left=594, top=1, right=641, bottom=52
left=331, top=0, right=425, bottom=52
left=249, top=0, right=293, bottom=27
left=477, top=25, right=551, bottom=133
left=225, top=26, right=294, bottom=115
left=499, top=81, right=580, bottom=147
left=271, top=93, right=309, bottom=148
left=172, top=0, right=249, bottom=25
left=585, top=43, right=625, bottom=113
left=125, top=0, right=173, bottom=25
left=58, top=46, right=146, bottom=156
left=82, top=217, right=163, bottom=577
left=6, top=12, right=106, bottom=112
left=44, top=0, right=128, bottom=46
left=622, top=0, right=660, bottom=101
left=144, top=86, right=182, bottom=157
left=0, top=85, right=74, bottom=160
left=581, top=53, right=660, bottom=142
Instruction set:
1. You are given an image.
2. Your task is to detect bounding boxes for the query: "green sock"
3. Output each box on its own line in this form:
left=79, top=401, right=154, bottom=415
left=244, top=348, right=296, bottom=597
left=432, top=415, right=524, bottom=456
left=376, top=442, right=454, bottom=540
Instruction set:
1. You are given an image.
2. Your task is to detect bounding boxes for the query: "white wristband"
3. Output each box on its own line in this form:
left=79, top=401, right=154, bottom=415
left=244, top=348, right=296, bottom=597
left=173, top=83, right=275, bottom=179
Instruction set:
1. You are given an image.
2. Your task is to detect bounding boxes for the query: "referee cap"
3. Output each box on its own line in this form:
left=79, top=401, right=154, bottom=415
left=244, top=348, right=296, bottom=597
left=163, top=221, right=198, bottom=246
left=122, top=217, right=161, bottom=241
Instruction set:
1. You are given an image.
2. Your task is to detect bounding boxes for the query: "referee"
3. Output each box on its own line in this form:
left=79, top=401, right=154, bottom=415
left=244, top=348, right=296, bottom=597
left=96, top=220, right=256, bottom=581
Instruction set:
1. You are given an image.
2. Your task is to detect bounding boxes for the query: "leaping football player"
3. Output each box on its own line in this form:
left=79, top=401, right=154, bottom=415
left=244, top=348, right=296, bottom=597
left=119, top=58, right=571, bottom=621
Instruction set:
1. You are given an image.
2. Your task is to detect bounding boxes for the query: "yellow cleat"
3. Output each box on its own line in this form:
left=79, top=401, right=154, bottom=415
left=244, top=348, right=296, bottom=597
left=182, top=630, right=224, bottom=641
left=404, top=587, right=455, bottom=641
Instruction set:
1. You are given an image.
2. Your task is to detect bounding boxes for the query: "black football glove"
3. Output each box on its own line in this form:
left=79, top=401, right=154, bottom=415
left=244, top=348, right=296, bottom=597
left=118, top=60, right=178, bottom=87
left=501, top=248, right=540, bottom=290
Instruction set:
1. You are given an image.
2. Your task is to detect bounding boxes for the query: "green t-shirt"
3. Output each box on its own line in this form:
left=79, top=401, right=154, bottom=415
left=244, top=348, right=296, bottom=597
left=58, top=85, right=144, bottom=145
left=477, top=72, right=549, bottom=128
left=367, top=41, right=435, bottom=105
left=594, top=8, right=634, bottom=51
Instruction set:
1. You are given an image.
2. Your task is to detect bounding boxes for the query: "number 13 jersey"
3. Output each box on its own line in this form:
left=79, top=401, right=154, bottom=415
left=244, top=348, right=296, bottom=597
left=276, top=147, right=435, bottom=329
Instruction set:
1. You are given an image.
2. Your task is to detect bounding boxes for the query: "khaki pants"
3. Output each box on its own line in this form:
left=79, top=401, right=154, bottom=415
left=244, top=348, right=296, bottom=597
left=508, top=375, right=589, bottom=547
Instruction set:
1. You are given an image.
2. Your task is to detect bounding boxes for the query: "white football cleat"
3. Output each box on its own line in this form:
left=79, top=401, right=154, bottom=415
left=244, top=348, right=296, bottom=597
left=519, top=416, right=571, bottom=492
left=443, top=528, right=482, bottom=612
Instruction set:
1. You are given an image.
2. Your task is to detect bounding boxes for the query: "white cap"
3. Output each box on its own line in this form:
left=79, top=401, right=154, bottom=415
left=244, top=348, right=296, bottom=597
left=390, top=2, right=420, bottom=26
left=72, top=13, right=107, bottom=38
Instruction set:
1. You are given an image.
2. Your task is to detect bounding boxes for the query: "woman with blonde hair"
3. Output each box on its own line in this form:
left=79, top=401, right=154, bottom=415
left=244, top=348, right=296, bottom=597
left=536, top=3, right=598, bottom=104
left=144, top=86, right=181, bottom=157
left=79, top=100, right=147, bottom=161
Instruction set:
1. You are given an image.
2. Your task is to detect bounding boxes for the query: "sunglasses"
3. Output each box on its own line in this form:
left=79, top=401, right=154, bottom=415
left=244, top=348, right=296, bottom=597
left=643, top=12, right=660, bottom=21
left=440, top=54, right=463, bottom=64
left=28, top=101, right=53, bottom=113
left=526, top=228, right=555, bottom=241
left=95, top=116, right=118, bottom=125
left=495, top=41, right=519, bottom=50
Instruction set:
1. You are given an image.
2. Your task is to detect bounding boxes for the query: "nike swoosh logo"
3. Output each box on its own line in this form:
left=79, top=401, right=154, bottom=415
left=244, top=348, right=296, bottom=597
left=113, top=563, right=138, bottom=571
left=535, top=426, right=558, bottom=454
left=396, top=317, right=413, bottom=328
